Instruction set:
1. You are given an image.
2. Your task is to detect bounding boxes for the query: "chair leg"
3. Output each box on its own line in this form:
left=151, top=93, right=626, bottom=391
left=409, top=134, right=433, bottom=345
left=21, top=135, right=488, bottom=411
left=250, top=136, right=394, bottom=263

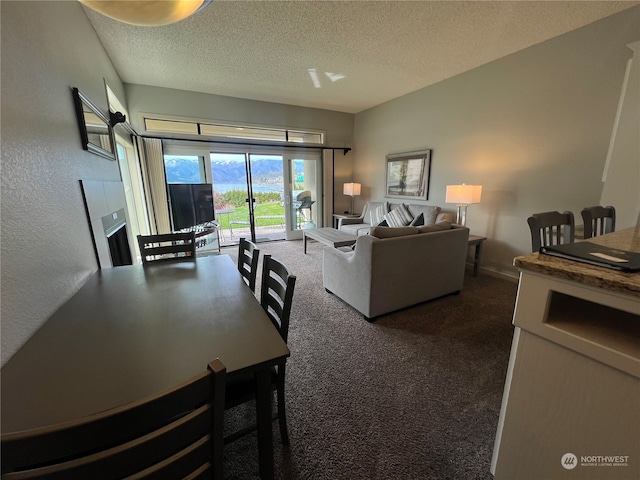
left=276, top=367, right=290, bottom=446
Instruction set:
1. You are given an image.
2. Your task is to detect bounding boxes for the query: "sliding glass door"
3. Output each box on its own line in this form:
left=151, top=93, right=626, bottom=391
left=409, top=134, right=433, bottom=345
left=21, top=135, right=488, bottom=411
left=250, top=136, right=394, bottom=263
left=285, top=153, right=322, bottom=240
left=163, top=142, right=323, bottom=246
left=209, top=152, right=287, bottom=245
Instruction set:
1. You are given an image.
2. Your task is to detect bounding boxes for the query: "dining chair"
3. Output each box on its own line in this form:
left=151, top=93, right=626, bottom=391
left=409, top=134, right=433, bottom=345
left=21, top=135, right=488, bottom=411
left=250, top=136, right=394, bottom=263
left=1, top=359, right=226, bottom=479
left=527, top=210, right=575, bottom=252
left=225, top=254, right=296, bottom=447
left=137, top=231, right=196, bottom=264
left=581, top=205, right=616, bottom=239
left=238, top=237, right=260, bottom=292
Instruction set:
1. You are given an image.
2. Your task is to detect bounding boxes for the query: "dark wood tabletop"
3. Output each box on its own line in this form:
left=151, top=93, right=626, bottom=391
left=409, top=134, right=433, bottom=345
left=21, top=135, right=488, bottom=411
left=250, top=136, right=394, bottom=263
left=1, top=254, right=290, bottom=435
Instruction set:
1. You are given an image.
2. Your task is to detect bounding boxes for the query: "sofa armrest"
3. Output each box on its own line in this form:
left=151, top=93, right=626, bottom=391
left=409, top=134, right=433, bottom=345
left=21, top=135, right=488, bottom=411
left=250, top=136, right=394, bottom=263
left=323, top=239, right=374, bottom=317
left=437, top=212, right=455, bottom=223
left=339, top=217, right=365, bottom=227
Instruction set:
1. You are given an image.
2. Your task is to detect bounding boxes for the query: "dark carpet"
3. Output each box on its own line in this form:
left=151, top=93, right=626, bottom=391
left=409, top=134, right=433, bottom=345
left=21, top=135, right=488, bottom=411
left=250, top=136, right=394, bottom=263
left=215, top=239, right=517, bottom=479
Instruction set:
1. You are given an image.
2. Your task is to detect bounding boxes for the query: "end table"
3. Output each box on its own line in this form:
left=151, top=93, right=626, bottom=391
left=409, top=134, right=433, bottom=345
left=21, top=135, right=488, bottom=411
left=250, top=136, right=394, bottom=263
left=332, top=213, right=361, bottom=229
left=468, top=235, right=486, bottom=277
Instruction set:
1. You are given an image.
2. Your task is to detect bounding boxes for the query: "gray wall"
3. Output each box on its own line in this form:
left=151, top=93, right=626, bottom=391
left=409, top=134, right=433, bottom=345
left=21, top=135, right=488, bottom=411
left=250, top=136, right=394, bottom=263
left=354, top=7, right=640, bottom=277
left=1, top=1, right=125, bottom=365
left=125, top=84, right=355, bottom=214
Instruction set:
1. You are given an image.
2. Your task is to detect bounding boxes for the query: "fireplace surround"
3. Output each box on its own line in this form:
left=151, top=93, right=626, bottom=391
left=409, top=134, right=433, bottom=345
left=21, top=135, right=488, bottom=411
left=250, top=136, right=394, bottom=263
left=81, top=180, right=134, bottom=268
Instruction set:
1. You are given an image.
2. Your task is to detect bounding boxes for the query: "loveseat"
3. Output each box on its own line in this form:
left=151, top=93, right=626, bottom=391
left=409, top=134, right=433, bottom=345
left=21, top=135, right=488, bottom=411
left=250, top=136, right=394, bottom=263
left=338, top=202, right=454, bottom=236
left=323, top=222, right=469, bottom=320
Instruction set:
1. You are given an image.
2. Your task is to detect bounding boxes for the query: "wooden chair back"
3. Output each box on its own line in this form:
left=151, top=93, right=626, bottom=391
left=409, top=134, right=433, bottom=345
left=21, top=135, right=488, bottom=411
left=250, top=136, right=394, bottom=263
left=137, top=231, right=196, bottom=264
left=224, top=256, right=295, bottom=447
left=237, top=237, right=260, bottom=292
left=260, top=254, right=296, bottom=343
left=581, top=205, right=616, bottom=239
left=527, top=210, right=575, bottom=252
left=1, top=359, right=226, bottom=480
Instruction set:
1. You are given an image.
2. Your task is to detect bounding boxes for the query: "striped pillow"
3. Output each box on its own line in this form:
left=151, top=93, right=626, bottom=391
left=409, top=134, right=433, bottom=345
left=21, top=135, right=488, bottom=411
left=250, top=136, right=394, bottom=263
left=384, top=204, right=414, bottom=227
left=369, top=203, right=387, bottom=226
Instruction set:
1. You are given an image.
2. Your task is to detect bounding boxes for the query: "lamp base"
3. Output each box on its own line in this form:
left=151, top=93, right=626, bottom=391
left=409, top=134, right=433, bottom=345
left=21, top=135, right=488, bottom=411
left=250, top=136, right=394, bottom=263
left=456, top=205, right=468, bottom=226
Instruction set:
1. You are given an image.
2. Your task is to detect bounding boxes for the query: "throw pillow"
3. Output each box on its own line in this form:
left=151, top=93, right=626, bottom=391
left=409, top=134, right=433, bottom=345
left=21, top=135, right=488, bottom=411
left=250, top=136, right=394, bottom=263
left=384, top=204, right=414, bottom=227
left=371, top=226, right=420, bottom=238
left=408, top=205, right=440, bottom=225
left=369, top=203, right=387, bottom=226
left=409, top=212, right=424, bottom=226
left=418, top=221, right=452, bottom=233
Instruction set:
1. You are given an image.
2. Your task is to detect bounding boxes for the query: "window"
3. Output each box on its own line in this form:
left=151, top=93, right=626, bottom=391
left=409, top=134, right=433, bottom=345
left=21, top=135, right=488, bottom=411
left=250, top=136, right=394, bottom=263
left=164, top=155, right=205, bottom=183
left=143, top=115, right=325, bottom=146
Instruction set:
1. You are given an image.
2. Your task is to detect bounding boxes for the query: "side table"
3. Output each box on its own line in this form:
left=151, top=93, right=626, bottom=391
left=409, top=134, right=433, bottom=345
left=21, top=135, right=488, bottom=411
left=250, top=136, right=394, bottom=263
left=468, top=235, right=486, bottom=277
left=332, top=213, right=361, bottom=229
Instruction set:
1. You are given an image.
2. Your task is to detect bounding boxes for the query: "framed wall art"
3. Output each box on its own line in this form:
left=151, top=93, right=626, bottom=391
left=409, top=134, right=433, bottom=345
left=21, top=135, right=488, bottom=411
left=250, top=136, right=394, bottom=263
left=384, top=149, right=431, bottom=200
left=72, top=87, right=116, bottom=160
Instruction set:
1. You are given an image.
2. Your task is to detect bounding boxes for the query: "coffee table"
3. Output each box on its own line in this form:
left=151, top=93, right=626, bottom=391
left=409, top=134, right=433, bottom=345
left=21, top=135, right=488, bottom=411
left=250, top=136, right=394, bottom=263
left=303, top=227, right=357, bottom=254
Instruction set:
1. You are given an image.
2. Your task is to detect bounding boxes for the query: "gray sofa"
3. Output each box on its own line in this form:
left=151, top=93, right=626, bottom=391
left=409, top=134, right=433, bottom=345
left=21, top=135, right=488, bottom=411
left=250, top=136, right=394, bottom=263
left=323, top=223, right=469, bottom=320
left=338, top=201, right=454, bottom=236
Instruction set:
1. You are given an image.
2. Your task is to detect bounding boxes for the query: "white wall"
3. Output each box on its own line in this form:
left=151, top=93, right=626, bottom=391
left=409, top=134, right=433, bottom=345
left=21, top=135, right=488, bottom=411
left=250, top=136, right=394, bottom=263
left=354, top=7, right=640, bottom=276
left=1, top=1, right=125, bottom=365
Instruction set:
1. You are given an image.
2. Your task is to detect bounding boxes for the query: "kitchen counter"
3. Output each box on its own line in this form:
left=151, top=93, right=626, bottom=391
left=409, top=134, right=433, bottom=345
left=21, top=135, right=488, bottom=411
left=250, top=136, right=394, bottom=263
left=491, top=227, right=640, bottom=479
left=513, top=226, right=640, bottom=296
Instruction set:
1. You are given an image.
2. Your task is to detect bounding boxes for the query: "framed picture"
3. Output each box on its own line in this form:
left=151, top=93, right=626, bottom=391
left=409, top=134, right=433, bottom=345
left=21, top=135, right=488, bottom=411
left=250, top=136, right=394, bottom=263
left=384, top=149, right=431, bottom=200
left=72, top=87, right=116, bottom=161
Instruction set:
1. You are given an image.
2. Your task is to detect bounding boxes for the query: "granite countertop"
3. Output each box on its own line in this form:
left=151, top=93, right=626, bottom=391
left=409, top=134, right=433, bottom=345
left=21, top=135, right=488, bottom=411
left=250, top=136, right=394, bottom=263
left=514, top=226, right=640, bottom=298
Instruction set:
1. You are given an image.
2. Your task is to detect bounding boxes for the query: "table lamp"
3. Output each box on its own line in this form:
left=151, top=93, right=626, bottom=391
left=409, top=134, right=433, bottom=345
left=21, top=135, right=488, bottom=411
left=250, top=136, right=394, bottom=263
left=445, top=184, right=482, bottom=226
left=343, top=182, right=361, bottom=215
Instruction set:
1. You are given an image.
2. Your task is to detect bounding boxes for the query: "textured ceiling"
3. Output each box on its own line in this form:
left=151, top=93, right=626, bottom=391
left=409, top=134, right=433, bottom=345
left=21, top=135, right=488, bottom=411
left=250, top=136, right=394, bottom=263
left=83, top=0, right=638, bottom=114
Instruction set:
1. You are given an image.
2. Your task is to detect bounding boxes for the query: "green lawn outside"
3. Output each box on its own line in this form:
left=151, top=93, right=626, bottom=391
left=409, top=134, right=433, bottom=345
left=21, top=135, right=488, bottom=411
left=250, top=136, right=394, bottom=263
left=216, top=202, right=286, bottom=229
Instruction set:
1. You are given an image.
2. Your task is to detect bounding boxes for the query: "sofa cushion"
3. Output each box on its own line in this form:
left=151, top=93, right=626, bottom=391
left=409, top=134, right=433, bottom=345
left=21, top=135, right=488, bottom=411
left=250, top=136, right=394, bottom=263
left=369, top=202, right=388, bottom=226
left=409, top=212, right=424, bottom=226
left=384, top=204, right=414, bottom=227
left=370, top=226, right=420, bottom=238
left=407, top=205, right=441, bottom=225
left=418, top=220, right=452, bottom=233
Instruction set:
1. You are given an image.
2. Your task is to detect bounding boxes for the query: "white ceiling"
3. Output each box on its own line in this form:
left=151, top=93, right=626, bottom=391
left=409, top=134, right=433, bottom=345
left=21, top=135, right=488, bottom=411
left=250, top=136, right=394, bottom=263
left=83, top=0, right=638, bottom=114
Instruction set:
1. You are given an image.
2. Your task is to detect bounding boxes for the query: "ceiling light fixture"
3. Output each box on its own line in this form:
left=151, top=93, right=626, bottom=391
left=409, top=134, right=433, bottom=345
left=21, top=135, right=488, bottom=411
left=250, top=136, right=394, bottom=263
left=79, top=0, right=212, bottom=27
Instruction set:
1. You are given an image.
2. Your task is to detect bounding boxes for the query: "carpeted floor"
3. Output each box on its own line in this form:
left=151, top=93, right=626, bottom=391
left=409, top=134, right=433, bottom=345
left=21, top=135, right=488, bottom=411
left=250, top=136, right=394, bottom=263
left=213, top=239, right=517, bottom=479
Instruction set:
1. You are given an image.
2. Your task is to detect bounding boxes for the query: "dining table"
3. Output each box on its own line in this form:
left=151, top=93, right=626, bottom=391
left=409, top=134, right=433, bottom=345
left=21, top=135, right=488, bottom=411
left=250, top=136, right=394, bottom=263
left=1, top=254, right=289, bottom=479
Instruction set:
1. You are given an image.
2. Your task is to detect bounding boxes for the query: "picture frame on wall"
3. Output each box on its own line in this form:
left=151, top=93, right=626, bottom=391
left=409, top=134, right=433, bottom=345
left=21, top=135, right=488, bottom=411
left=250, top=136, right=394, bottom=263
left=384, top=149, right=431, bottom=200
left=72, top=87, right=116, bottom=161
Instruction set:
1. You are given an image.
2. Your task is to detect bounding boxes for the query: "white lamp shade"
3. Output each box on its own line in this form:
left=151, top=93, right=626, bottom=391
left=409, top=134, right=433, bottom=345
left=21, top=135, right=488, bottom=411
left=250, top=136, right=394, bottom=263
left=343, top=182, right=361, bottom=196
left=79, top=0, right=210, bottom=26
left=445, top=184, right=482, bottom=205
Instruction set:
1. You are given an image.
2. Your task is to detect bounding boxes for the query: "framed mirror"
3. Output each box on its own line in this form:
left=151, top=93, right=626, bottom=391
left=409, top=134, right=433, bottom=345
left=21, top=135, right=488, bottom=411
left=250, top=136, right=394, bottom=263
left=385, top=149, right=432, bottom=200
left=72, top=87, right=115, bottom=160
